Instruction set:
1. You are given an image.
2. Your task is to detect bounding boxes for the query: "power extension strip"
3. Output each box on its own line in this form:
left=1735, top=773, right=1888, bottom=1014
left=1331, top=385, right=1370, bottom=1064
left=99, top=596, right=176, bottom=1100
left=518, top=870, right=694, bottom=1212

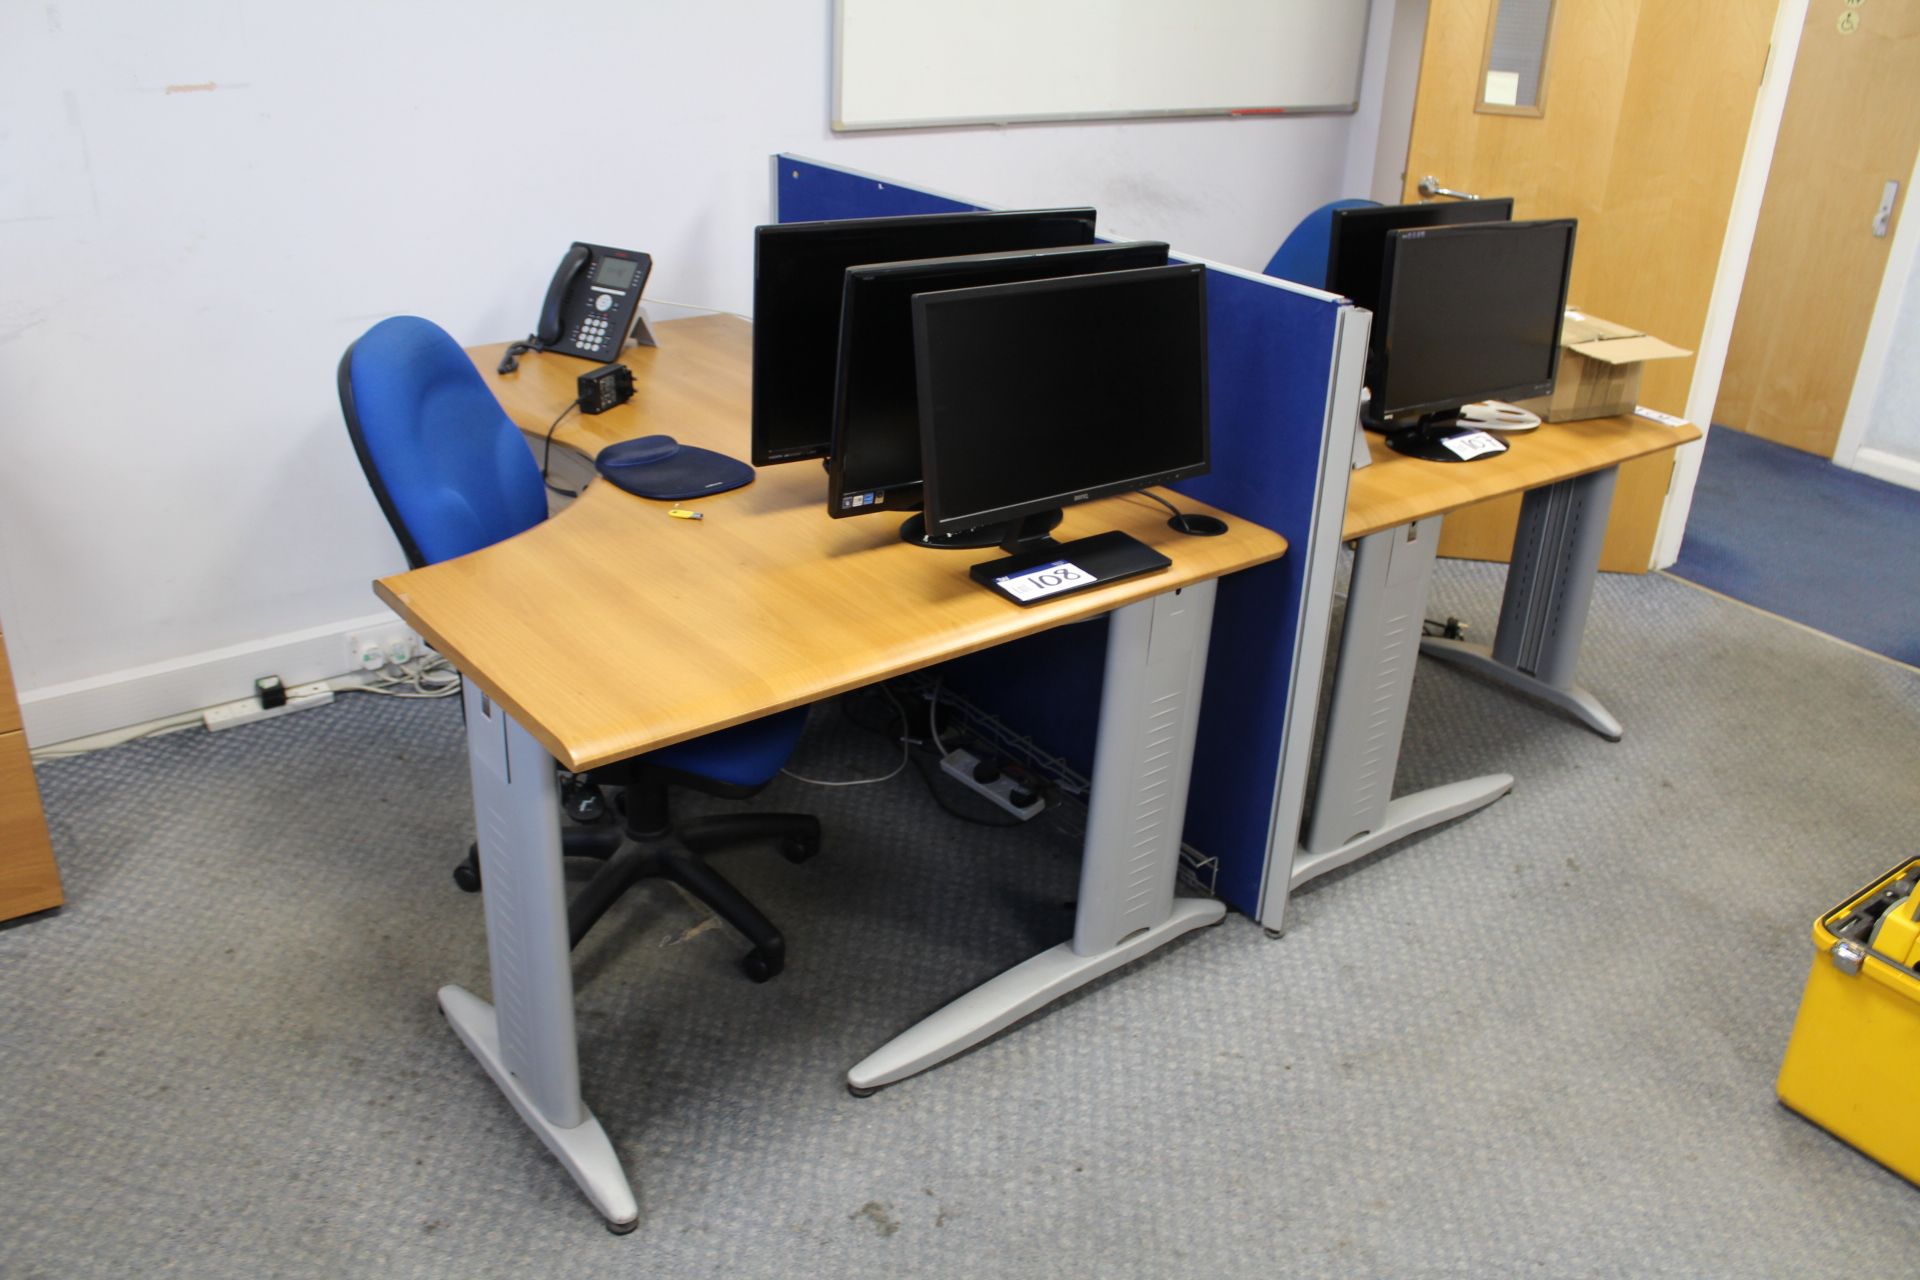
left=202, top=682, right=334, bottom=732
left=939, top=747, right=1046, bottom=821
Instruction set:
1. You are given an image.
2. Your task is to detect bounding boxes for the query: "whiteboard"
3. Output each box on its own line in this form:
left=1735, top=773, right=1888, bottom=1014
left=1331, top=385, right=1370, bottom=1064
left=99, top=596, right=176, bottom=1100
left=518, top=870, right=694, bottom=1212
left=833, top=0, right=1371, bottom=132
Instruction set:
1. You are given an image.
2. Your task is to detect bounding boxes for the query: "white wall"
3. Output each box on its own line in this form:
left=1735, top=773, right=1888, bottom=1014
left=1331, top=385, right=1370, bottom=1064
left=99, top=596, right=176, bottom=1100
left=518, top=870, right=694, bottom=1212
left=0, top=0, right=1396, bottom=744
left=1842, top=143, right=1920, bottom=489
left=1860, top=262, right=1920, bottom=466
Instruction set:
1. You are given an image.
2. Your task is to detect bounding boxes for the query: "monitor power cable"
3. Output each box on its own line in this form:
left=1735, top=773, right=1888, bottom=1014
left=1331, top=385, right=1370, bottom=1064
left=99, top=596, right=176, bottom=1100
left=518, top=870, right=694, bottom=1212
left=1142, top=488, right=1228, bottom=537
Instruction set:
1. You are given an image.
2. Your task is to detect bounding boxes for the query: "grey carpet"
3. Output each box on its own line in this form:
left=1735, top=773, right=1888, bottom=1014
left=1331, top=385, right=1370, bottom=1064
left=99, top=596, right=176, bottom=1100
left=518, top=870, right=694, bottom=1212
left=5, top=561, right=1918, bottom=1278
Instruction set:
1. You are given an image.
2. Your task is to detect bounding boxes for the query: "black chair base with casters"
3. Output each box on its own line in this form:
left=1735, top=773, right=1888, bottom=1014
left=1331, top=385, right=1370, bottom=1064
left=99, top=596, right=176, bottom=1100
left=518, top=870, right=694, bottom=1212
left=453, top=764, right=820, bottom=983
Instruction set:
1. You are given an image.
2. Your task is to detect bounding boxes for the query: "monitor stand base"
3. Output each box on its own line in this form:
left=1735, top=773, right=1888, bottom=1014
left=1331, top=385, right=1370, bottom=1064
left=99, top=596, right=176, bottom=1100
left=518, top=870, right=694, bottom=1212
left=1381, top=412, right=1509, bottom=463
left=898, top=512, right=1046, bottom=551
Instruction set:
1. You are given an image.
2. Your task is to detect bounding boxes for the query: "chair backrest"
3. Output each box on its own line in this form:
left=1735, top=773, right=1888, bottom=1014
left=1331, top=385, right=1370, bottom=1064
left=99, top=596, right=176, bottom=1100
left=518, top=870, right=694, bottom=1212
left=338, top=316, right=549, bottom=568
left=1262, top=198, right=1381, bottom=292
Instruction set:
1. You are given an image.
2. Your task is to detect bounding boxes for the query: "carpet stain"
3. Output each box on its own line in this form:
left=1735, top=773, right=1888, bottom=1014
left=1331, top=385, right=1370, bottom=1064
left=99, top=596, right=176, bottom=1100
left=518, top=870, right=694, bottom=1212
left=851, top=1201, right=900, bottom=1236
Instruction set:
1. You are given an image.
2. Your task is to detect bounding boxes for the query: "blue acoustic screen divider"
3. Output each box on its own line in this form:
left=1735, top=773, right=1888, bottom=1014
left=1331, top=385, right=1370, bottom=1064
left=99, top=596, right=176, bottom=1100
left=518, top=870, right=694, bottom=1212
left=1167, top=265, right=1338, bottom=914
left=774, top=156, right=980, bottom=224
left=769, top=155, right=1358, bottom=923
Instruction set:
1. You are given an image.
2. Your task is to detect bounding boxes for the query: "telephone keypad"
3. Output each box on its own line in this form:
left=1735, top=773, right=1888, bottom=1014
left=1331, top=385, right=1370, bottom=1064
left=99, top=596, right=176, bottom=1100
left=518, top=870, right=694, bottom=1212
left=574, top=312, right=612, bottom=353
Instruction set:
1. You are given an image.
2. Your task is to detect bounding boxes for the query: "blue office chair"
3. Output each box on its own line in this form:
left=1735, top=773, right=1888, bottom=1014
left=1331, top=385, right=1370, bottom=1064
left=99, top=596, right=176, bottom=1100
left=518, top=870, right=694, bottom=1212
left=1262, top=198, right=1381, bottom=291
left=339, top=315, right=818, bottom=981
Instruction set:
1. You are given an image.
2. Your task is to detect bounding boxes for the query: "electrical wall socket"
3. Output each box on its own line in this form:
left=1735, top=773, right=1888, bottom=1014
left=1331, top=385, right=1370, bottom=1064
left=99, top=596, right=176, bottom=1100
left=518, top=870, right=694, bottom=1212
left=203, top=681, right=334, bottom=732
left=939, top=747, right=1046, bottom=821
left=349, top=628, right=419, bottom=672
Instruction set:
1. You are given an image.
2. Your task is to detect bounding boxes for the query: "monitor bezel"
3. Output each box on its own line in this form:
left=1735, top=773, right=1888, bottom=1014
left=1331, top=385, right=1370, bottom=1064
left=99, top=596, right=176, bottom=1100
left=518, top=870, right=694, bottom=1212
left=825, top=240, right=1173, bottom=521
left=1325, top=197, right=1515, bottom=309
left=749, top=207, right=1099, bottom=468
left=1367, top=217, right=1578, bottom=428
left=913, top=264, right=1212, bottom=538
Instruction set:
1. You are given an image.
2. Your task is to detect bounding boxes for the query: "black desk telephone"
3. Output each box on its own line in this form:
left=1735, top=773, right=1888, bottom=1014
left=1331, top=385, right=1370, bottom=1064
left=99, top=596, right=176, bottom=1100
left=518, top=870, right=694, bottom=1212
left=499, top=242, right=654, bottom=374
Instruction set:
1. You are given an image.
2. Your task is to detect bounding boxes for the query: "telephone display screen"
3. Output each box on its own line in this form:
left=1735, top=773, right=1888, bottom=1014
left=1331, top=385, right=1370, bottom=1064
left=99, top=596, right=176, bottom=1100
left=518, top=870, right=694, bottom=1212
left=598, top=257, right=640, bottom=290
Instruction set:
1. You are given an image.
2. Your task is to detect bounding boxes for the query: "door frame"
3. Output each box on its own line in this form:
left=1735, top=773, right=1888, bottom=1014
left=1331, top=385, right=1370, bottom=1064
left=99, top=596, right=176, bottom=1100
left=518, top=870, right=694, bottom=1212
left=1651, top=0, right=1809, bottom=568
left=1381, top=0, right=1815, bottom=569
left=1832, top=141, right=1920, bottom=490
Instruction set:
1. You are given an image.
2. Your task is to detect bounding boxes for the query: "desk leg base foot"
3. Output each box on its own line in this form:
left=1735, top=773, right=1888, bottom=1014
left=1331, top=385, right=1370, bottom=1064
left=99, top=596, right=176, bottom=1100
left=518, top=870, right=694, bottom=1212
left=439, top=986, right=639, bottom=1233
left=847, top=897, right=1226, bottom=1093
left=1419, top=638, right=1622, bottom=741
left=1292, top=774, right=1514, bottom=889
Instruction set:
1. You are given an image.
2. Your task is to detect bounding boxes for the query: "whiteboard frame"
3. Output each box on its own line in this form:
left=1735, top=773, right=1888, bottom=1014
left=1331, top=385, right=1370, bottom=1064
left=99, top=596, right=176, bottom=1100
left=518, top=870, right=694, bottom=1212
left=831, top=0, right=1369, bottom=133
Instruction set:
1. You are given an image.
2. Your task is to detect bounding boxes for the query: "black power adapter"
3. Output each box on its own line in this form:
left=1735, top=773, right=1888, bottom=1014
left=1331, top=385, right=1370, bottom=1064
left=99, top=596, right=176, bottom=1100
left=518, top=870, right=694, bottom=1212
left=578, top=363, right=635, bottom=415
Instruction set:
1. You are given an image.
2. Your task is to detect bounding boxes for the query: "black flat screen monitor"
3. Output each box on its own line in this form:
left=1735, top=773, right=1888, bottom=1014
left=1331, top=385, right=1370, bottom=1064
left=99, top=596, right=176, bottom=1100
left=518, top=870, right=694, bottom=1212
left=915, top=263, right=1208, bottom=543
left=828, top=240, right=1171, bottom=544
left=1326, top=197, right=1514, bottom=311
left=1366, top=218, right=1577, bottom=459
left=751, top=208, right=1098, bottom=467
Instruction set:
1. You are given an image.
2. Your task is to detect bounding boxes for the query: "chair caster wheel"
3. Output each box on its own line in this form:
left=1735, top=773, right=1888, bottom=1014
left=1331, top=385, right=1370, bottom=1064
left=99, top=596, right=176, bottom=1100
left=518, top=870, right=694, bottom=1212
left=847, top=1082, right=878, bottom=1099
left=781, top=836, right=819, bottom=865
left=561, top=775, right=608, bottom=825
left=605, top=1216, right=639, bottom=1236
left=740, top=951, right=783, bottom=983
left=453, top=847, right=483, bottom=893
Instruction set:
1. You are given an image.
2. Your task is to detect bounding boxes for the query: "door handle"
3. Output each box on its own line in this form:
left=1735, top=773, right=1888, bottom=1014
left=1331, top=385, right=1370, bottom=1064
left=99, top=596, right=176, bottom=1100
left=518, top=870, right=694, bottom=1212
left=1417, top=175, right=1483, bottom=201
left=1874, top=180, right=1900, bottom=238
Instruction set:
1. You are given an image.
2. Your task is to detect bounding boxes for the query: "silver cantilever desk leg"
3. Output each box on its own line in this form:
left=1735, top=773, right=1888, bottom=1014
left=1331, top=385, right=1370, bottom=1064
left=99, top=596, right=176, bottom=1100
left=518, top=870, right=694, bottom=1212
left=1419, top=467, right=1623, bottom=740
left=439, top=681, right=638, bottom=1233
left=848, top=583, right=1227, bottom=1093
left=1293, top=518, right=1513, bottom=890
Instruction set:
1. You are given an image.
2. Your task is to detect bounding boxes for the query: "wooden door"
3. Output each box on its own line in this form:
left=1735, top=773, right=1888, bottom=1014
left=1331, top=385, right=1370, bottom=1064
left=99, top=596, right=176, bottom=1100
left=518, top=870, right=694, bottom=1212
left=1401, top=0, right=1774, bottom=571
left=1716, top=2, right=1920, bottom=456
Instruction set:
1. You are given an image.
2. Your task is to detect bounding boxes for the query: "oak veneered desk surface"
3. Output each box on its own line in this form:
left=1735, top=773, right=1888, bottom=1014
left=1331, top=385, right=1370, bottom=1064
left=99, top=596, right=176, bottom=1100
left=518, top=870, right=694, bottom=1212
left=374, top=316, right=1287, bottom=774
left=1343, top=414, right=1702, bottom=542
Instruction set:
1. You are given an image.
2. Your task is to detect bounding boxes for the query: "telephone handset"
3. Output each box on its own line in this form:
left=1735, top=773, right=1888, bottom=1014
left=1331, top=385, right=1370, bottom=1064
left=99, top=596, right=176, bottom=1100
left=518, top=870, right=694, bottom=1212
left=499, top=242, right=654, bottom=374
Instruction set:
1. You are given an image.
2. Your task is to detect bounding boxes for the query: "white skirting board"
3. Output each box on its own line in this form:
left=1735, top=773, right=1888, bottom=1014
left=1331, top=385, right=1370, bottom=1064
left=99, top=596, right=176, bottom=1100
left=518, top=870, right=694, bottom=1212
left=16, top=610, right=405, bottom=749
left=1850, top=446, right=1920, bottom=494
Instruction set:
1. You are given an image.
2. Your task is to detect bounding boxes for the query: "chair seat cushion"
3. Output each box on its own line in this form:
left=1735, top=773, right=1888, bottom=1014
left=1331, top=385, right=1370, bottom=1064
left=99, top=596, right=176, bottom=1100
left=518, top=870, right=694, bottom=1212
left=645, top=706, right=810, bottom=790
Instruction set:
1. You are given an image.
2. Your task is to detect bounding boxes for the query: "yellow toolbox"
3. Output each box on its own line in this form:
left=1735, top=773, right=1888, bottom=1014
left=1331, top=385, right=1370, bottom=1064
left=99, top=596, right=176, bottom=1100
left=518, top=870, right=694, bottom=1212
left=1776, top=857, right=1920, bottom=1184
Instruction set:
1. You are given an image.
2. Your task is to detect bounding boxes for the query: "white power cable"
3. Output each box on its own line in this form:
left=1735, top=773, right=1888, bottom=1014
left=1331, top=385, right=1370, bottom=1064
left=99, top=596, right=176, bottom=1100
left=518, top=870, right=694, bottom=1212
left=781, top=685, right=912, bottom=787
left=30, top=715, right=204, bottom=762
left=336, top=653, right=462, bottom=700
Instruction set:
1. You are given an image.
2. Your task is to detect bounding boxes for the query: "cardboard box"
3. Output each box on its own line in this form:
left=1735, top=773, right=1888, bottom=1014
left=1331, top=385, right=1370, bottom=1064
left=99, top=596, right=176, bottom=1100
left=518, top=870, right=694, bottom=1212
left=1515, top=311, right=1691, bottom=423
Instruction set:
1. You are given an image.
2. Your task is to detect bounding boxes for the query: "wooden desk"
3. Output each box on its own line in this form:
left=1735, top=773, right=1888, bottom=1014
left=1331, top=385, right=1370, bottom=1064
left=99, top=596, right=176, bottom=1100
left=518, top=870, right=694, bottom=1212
left=381, top=317, right=1279, bottom=772
left=1270, top=413, right=1700, bottom=930
left=374, top=316, right=1286, bottom=1230
left=1343, top=412, right=1702, bottom=542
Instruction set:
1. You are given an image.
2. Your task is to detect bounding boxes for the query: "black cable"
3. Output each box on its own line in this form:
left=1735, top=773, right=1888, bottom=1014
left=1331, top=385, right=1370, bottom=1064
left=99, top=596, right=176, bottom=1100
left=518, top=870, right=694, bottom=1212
left=1141, top=488, right=1227, bottom=536
left=497, top=339, right=536, bottom=375
left=1140, top=489, right=1185, bottom=522
left=542, top=399, right=583, bottom=498
left=839, top=688, right=908, bottom=742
